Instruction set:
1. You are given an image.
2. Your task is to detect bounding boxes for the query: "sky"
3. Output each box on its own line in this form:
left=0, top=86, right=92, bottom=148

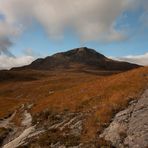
left=0, top=0, right=148, bottom=69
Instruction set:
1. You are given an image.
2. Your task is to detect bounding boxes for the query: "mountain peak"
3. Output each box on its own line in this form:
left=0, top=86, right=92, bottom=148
left=53, top=47, right=105, bottom=59
left=12, top=47, right=140, bottom=71
left=74, top=47, right=96, bottom=53
left=65, top=47, right=98, bottom=54
left=77, top=47, right=87, bottom=52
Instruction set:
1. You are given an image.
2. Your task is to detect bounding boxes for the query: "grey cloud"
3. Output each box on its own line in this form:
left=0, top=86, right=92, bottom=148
left=0, top=38, right=15, bottom=57
left=0, top=19, right=22, bottom=56
left=0, top=0, right=140, bottom=42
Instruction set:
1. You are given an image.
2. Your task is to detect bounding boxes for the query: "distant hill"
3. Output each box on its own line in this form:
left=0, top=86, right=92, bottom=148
left=12, top=47, right=140, bottom=71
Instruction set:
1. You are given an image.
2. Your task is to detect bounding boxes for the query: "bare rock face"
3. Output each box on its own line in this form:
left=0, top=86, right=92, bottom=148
left=100, top=89, right=148, bottom=148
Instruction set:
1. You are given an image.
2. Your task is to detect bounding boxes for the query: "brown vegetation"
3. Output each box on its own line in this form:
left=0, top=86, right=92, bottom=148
left=0, top=66, right=147, bottom=145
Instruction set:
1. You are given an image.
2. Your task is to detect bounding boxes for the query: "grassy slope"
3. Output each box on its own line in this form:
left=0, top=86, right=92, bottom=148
left=0, top=67, right=147, bottom=142
left=32, top=67, right=148, bottom=141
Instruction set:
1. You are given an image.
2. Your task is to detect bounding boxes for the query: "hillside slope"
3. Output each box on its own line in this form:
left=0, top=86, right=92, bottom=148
left=0, top=66, right=147, bottom=147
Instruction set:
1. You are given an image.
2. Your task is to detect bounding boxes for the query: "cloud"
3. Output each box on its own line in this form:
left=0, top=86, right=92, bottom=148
left=0, top=54, right=35, bottom=70
left=0, top=38, right=14, bottom=56
left=0, top=18, right=22, bottom=56
left=114, top=53, right=148, bottom=66
left=0, top=0, right=142, bottom=43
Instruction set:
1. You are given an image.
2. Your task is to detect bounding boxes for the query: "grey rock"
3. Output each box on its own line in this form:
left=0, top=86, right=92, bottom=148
left=100, top=89, right=148, bottom=148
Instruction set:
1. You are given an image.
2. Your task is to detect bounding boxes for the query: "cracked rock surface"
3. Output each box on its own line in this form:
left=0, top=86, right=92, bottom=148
left=100, top=89, right=148, bottom=148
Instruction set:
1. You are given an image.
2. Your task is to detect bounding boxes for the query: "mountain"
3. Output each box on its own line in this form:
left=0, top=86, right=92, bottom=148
left=0, top=47, right=147, bottom=147
left=12, top=47, right=140, bottom=71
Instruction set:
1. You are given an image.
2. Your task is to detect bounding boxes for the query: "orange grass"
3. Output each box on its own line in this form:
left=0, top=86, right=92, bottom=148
left=0, top=67, right=147, bottom=142
left=32, top=67, right=148, bottom=141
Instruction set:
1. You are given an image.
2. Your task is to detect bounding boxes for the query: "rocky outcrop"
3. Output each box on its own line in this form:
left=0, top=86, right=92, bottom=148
left=29, top=111, right=84, bottom=147
left=100, top=89, right=148, bottom=148
left=3, top=126, right=35, bottom=148
left=21, top=110, right=32, bottom=127
left=0, top=112, right=16, bottom=129
left=1, top=89, right=148, bottom=148
left=1, top=104, right=44, bottom=148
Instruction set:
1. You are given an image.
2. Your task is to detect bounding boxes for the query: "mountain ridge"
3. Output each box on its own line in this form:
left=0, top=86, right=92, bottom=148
left=12, top=47, right=140, bottom=71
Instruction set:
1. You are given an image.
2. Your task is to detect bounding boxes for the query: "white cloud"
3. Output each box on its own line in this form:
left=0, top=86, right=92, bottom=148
left=0, top=0, right=147, bottom=60
left=0, top=0, right=141, bottom=43
left=0, top=55, right=35, bottom=70
left=114, top=53, right=148, bottom=66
